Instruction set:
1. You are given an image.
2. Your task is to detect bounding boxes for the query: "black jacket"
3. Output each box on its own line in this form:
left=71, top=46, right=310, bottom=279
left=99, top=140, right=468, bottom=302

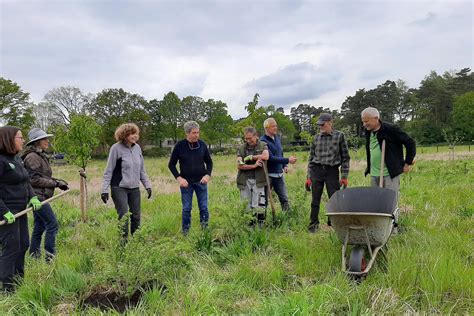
left=0, top=153, right=35, bottom=216
left=365, top=120, right=416, bottom=179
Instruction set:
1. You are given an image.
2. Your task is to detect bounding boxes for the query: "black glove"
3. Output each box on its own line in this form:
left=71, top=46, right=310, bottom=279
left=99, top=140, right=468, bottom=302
left=146, top=188, right=152, bottom=199
left=56, top=179, right=69, bottom=191
left=101, top=193, right=109, bottom=204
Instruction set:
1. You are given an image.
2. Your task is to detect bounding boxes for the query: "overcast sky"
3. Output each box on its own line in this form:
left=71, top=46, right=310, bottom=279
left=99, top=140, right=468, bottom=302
left=1, top=0, right=472, bottom=118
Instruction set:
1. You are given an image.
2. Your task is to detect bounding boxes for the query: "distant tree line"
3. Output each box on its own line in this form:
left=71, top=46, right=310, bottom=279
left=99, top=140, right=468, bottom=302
left=1, top=67, right=473, bottom=154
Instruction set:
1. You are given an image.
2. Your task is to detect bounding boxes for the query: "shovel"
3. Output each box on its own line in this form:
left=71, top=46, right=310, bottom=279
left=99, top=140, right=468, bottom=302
left=0, top=190, right=71, bottom=226
left=262, top=161, right=277, bottom=222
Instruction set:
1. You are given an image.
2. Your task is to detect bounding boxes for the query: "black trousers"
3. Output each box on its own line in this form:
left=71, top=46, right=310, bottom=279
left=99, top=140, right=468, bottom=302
left=111, top=186, right=141, bottom=238
left=309, top=165, right=340, bottom=227
left=0, top=214, right=29, bottom=291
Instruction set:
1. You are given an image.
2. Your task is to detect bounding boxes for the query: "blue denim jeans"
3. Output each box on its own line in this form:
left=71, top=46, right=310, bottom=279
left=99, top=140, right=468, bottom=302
left=29, top=203, right=58, bottom=260
left=180, top=183, right=209, bottom=233
left=269, top=176, right=290, bottom=211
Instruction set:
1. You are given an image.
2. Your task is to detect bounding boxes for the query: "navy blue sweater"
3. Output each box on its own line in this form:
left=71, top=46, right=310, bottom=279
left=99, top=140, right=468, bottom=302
left=260, top=134, right=289, bottom=174
left=168, top=139, right=213, bottom=183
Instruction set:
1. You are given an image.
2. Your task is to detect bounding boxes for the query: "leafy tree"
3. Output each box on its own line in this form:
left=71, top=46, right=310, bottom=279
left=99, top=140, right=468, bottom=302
left=452, top=92, right=474, bottom=141
left=181, top=96, right=206, bottom=123
left=0, top=77, right=35, bottom=130
left=54, top=114, right=101, bottom=221
left=88, top=88, right=149, bottom=147
left=159, top=91, right=182, bottom=142
left=200, top=99, right=233, bottom=148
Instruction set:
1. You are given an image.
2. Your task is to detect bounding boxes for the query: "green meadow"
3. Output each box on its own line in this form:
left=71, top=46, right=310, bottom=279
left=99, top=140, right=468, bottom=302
left=0, top=147, right=472, bottom=315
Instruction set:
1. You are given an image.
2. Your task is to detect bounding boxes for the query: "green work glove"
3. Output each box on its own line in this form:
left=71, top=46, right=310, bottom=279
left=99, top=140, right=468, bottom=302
left=243, top=155, right=253, bottom=163
left=28, top=196, right=42, bottom=211
left=3, top=211, right=15, bottom=224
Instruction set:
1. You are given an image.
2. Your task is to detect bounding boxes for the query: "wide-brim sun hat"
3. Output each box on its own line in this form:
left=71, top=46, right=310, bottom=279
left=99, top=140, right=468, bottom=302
left=26, top=128, right=54, bottom=146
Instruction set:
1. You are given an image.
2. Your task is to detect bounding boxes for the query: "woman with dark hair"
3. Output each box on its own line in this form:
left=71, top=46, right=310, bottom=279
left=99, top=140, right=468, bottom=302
left=0, top=126, right=41, bottom=292
left=101, top=123, right=152, bottom=241
left=22, top=128, right=69, bottom=262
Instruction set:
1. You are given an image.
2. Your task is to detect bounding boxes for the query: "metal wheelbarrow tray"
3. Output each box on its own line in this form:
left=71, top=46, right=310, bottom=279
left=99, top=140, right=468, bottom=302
left=326, top=187, right=397, bottom=278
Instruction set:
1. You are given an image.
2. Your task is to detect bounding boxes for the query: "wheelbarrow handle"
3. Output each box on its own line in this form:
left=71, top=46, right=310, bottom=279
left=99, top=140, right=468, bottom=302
left=0, top=190, right=71, bottom=226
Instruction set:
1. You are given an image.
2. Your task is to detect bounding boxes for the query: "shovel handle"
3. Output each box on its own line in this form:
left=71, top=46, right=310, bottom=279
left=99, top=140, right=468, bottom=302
left=0, top=190, right=71, bottom=226
left=379, top=140, right=386, bottom=188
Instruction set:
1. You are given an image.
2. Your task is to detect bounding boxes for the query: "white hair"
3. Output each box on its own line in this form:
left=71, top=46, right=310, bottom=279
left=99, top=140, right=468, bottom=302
left=361, top=107, right=380, bottom=118
left=184, top=121, right=200, bottom=134
left=263, top=117, right=276, bottom=129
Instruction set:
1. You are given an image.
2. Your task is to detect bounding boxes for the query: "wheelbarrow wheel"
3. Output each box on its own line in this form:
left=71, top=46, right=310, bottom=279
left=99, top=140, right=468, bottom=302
left=349, top=247, right=366, bottom=272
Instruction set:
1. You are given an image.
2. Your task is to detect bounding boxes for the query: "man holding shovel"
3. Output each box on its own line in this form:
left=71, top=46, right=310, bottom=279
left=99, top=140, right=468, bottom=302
left=306, top=113, right=350, bottom=233
left=236, top=127, right=269, bottom=227
left=361, top=107, right=416, bottom=230
left=260, top=118, right=297, bottom=212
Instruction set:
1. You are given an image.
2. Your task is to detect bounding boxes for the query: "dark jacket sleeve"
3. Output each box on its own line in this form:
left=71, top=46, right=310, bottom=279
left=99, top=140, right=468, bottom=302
left=395, top=126, right=416, bottom=165
left=23, top=152, right=57, bottom=188
left=0, top=162, right=9, bottom=216
left=168, top=144, right=181, bottom=179
left=203, top=143, right=213, bottom=176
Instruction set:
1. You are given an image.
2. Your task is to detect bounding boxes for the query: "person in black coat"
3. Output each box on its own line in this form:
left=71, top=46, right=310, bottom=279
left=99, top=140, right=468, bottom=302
left=361, top=107, right=416, bottom=228
left=0, top=126, right=41, bottom=292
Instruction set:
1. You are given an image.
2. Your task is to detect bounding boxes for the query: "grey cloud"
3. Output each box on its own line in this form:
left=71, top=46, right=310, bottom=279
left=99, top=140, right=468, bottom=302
left=409, top=12, right=436, bottom=26
left=244, top=62, right=342, bottom=108
left=293, top=42, right=324, bottom=50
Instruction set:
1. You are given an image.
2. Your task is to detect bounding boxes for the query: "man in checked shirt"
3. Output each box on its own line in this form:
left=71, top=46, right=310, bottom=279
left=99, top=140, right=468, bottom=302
left=305, top=113, right=350, bottom=233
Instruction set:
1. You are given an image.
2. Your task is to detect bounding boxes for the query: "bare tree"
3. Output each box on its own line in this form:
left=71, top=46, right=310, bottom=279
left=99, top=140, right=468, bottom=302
left=43, top=86, right=91, bottom=124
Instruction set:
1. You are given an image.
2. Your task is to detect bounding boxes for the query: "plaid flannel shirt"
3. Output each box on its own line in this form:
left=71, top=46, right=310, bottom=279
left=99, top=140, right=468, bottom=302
left=307, top=130, right=350, bottom=179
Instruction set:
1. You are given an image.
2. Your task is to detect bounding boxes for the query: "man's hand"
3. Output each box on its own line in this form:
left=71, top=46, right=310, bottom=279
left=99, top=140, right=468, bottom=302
left=340, top=178, right=348, bottom=188
left=288, top=156, right=297, bottom=164
left=283, top=166, right=289, bottom=173
left=237, top=157, right=245, bottom=165
left=177, top=176, right=189, bottom=188
left=255, top=159, right=263, bottom=168
left=305, top=178, right=312, bottom=191
left=101, top=193, right=109, bottom=204
left=56, top=179, right=69, bottom=191
left=146, top=188, right=152, bottom=199
left=28, top=196, right=42, bottom=211
left=403, top=163, right=411, bottom=173
left=200, top=175, right=210, bottom=184
left=3, top=211, right=15, bottom=224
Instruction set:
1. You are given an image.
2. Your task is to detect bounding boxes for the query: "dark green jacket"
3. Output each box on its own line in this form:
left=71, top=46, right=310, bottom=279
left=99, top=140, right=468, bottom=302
left=236, top=140, right=267, bottom=189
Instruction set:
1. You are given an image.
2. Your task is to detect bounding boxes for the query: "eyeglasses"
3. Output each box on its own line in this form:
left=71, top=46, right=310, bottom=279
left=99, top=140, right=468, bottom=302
left=188, top=141, right=201, bottom=150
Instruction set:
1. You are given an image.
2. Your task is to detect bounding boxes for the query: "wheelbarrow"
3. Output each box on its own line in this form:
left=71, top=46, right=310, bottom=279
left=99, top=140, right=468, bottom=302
left=326, top=186, right=397, bottom=278
left=327, top=140, right=398, bottom=279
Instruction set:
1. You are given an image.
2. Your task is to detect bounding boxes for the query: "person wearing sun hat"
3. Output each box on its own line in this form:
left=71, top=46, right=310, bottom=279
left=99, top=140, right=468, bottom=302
left=21, top=128, right=69, bottom=262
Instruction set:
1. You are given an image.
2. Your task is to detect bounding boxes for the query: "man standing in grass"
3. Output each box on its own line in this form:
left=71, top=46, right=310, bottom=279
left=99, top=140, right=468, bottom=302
left=236, top=127, right=269, bottom=227
left=168, top=121, right=213, bottom=235
left=361, top=107, right=416, bottom=228
left=260, top=118, right=297, bottom=212
left=306, top=113, right=350, bottom=233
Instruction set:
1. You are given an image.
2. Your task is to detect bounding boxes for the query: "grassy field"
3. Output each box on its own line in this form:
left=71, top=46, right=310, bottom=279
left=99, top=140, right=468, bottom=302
left=0, top=147, right=473, bottom=314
